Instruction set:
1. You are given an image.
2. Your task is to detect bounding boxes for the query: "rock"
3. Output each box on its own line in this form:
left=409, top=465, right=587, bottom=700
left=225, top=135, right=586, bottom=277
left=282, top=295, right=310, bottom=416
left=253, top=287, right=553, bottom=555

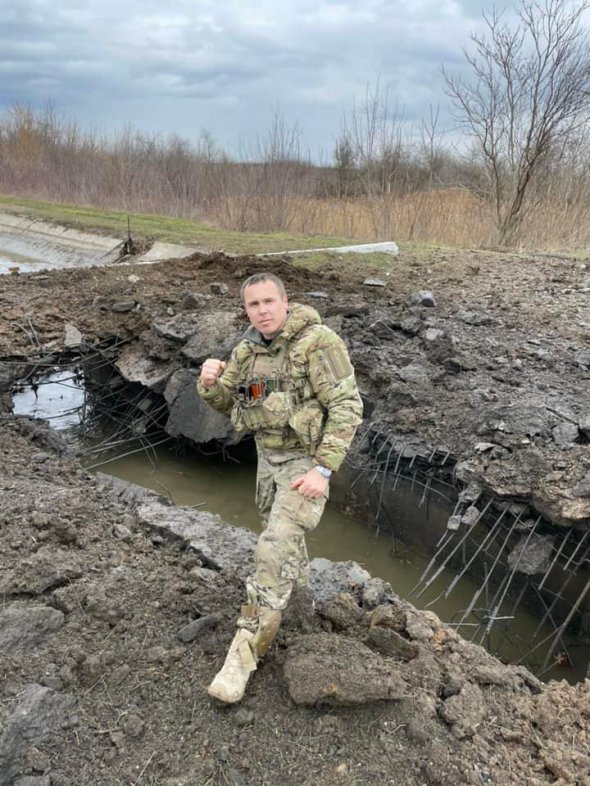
left=13, top=776, right=51, bottom=786
left=573, top=471, right=590, bottom=498
left=63, top=324, right=82, bottom=349
left=305, top=291, right=329, bottom=299
left=361, top=577, right=397, bottom=608
left=481, top=403, right=551, bottom=438
left=153, top=313, right=204, bottom=342
left=113, top=522, right=133, bottom=541
left=0, top=685, right=74, bottom=786
left=405, top=609, right=442, bottom=641
left=180, top=291, right=210, bottom=309
left=456, top=310, right=498, bottom=326
left=363, top=278, right=386, bottom=287
left=438, top=683, right=486, bottom=739
left=574, top=350, right=590, bottom=369
left=400, top=317, right=422, bottom=335
left=422, top=328, right=456, bottom=364
left=110, top=300, right=136, bottom=313
left=551, top=423, right=579, bottom=446
left=397, top=363, right=435, bottom=385
left=446, top=515, right=461, bottom=531
left=578, top=414, right=590, bottom=437
left=172, top=310, right=240, bottom=364
left=308, top=559, right=371, bottom=603
left=507, top=534, right=555, bottom=574
left=284, top=634, right=405, bottom=705
left=210, top=282, right=229, bottom=295
left=1, top=548, right=83, bottom=596
left=164, top=369, right=239, bottom=444
left=319, top=593, right=365, bottom=630
left=409, top=290, right=436, bottom=307
left=127, top=274, right=140, bottom=284
left=176, top=614, right=222, bottom=643
left=0, top=606, right=65, bottom=654
left=115, top=345, right=174, bottom=392
left=460, top=506, right=480, bottom=526
left=367, top=627, right=419, bottom=660
left=368, top=604, right=406, bottom=632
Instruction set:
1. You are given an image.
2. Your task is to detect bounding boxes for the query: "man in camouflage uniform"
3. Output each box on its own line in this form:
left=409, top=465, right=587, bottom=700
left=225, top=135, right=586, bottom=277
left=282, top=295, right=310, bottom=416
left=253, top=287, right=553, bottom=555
left=197, top=272, right=363, bottom=703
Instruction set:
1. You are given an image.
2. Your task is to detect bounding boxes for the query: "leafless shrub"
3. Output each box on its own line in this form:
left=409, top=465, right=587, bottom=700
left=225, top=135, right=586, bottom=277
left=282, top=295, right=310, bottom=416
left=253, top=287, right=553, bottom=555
left=444, top=0, right=590, bottom=245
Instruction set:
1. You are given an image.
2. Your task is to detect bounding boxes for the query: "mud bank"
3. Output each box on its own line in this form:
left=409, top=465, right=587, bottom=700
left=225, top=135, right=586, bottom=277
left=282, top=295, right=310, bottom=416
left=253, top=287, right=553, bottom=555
left=1, top=244, right=589, bottom=646
left=0, top=241, right=590, bottom=782
left=1, top=413, right=590, bottom=786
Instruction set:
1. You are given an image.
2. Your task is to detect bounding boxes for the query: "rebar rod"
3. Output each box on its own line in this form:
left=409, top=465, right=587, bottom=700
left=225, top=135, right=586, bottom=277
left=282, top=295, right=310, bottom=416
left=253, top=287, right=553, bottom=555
left=563, top=529, right=590, bottom=572
left=414, top=496, right=496, bottom=600
left=442, top=506, right=510, bottom=599
left=482, top=516, right=543, bottom=638
left=530, top=540, right=590, bottom=637
left=537, top=527, right=573, bottom=591
left=84, top=435, right=174, bottom=470
left=539, top=577, right=590, bottom=673
left=455, top=511, right=524, bottom=627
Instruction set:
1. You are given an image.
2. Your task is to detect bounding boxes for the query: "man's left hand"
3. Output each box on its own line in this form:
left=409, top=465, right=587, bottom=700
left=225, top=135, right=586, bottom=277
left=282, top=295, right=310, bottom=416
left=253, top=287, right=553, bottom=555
left=291, top=468, right=329, bottom=498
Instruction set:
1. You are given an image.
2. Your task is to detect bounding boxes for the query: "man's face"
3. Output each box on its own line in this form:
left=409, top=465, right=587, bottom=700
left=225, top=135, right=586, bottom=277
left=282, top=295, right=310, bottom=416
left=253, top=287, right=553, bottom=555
left=243, top=280, right=289, bottom=339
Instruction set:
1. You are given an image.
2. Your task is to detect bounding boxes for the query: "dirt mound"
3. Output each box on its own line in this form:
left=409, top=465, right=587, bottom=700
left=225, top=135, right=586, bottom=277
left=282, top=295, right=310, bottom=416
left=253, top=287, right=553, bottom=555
left=0, top=415, right=589, bottom=785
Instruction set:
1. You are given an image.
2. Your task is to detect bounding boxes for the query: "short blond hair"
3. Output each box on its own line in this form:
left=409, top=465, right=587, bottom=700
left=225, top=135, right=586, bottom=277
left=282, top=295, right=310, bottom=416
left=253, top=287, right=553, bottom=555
left=240, top=273, right=286, bottom=301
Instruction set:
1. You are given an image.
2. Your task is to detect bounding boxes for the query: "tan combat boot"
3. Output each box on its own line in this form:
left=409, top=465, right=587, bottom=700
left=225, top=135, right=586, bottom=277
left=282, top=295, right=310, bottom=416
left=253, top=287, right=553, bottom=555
left=252, top=607, right=282, bottom=657
left=207, top=607, right=282, bottom=704
left=207, top=628, right=257, bottom=703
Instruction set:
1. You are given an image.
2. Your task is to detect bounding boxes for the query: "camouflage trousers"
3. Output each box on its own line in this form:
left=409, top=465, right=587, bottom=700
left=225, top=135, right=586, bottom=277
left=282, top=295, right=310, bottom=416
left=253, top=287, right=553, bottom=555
left=238, top=447, right=327, bottom=630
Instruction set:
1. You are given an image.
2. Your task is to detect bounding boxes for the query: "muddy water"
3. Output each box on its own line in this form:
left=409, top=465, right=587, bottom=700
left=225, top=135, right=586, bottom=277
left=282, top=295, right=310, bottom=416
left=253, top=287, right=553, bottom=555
left=0, top=249, right=51, bottom=274
left=11, top=377, right=590, bottom=681
left=91, top=442, right=590, bottom=682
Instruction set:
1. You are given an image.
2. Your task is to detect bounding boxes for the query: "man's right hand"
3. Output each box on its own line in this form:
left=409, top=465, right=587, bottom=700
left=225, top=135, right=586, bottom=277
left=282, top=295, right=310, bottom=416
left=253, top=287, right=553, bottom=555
left=199, top=359, right=227, bottom=389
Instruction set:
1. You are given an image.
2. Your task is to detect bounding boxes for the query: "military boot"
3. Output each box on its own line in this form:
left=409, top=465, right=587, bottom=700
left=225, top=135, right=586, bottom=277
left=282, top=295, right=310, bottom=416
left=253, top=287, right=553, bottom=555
left=252, top=607, right=282, bottom=657
left=208, top=607, right=282, bottom=704
left=207, top=628, right=257, bottom=704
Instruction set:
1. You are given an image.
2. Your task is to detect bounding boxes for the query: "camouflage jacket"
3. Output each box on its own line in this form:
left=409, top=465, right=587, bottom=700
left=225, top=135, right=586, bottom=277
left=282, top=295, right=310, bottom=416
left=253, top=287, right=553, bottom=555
left=196, top=303, right=363, bottom=472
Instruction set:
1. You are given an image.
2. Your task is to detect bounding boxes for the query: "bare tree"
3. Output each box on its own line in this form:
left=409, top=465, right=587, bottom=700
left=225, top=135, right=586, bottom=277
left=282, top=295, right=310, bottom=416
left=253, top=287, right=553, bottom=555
left=444, top=0, right=590, bottom=244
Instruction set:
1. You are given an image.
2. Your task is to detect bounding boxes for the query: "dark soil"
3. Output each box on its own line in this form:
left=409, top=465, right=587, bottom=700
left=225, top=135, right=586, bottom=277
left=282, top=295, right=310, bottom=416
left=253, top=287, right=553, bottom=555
left=0, top=247, right=589, bottom=785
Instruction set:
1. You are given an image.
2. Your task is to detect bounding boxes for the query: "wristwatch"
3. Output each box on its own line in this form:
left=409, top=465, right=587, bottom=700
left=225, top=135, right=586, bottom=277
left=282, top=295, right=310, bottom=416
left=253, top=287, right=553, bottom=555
left=314, top=465, right=332, bottom=479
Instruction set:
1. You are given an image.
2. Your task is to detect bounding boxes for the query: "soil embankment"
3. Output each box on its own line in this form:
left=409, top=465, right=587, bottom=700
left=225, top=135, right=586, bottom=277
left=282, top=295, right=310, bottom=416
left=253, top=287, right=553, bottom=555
left=0, top=244, right=589, bottom=784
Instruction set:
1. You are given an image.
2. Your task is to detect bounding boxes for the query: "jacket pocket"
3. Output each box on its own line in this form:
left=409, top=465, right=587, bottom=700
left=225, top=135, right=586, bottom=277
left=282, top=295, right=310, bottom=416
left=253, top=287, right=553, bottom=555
left=288, top=401, right=325, bottom=454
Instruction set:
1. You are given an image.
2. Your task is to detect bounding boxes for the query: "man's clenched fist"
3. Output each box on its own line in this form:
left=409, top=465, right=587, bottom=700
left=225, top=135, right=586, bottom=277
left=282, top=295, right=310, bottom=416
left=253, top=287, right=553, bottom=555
left=199, top=359, right=227, bottom=389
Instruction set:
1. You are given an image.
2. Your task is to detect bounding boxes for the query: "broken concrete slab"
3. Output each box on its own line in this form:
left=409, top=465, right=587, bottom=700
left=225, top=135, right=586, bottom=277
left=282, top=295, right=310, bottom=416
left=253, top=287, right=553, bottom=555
left=115, top=345, right=176, bottom=392
left=134, top=242, right=199, bottom=265
left=164, top=368, right=239, bottom=444
left=260, top=241, right=400, bottom=257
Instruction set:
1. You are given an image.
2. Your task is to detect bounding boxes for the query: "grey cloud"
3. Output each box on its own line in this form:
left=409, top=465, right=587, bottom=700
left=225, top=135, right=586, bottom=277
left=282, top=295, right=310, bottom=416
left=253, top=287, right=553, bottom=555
left=0, top=0, right=489, bottom=154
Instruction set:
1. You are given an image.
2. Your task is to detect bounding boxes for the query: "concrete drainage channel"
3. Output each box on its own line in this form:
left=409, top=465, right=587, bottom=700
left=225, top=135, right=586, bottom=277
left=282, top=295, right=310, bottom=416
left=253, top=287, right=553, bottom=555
left=9, top=349, right=590, bottom=682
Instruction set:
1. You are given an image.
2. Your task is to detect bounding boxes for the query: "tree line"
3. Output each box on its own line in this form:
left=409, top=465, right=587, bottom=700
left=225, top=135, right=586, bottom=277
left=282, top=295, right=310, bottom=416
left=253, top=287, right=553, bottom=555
left=1, top=0, right=588, bottom=248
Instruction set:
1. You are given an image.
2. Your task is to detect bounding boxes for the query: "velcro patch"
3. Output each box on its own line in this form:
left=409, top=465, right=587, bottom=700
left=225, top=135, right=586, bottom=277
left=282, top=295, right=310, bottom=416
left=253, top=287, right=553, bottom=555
left=322, top=344, right=353, bottom=383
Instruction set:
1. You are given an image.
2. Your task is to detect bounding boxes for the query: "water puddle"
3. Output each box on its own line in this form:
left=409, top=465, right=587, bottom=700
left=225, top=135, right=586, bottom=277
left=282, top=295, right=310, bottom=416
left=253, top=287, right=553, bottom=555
left=12, top=370, right=86, bottom=429
left=0, top=250, right=49, bottom=274
left=11, top=373, right=590, bottom=681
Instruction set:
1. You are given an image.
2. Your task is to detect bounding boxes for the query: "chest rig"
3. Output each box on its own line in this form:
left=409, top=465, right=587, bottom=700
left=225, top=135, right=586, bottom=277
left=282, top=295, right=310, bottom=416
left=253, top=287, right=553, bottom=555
left=230, top=336, right=322, bottom=449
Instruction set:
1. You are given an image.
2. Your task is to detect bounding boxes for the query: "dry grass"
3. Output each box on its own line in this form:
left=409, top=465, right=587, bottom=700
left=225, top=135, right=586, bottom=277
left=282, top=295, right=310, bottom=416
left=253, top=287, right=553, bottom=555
left=209, top=190, right=590, bottom=250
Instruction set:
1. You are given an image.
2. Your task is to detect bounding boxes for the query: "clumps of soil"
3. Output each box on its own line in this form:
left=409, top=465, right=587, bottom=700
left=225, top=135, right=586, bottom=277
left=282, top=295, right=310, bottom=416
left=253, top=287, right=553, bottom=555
left=0, top=414, right=589, bottom=786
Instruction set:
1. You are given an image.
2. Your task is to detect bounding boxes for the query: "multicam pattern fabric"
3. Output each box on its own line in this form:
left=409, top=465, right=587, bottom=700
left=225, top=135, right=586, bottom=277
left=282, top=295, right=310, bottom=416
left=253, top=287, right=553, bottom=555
left=198, top=303, right=362, bottom=616
left=238, top=449, right=328, bottom=622
left=197, top=303, right=363, bottom=472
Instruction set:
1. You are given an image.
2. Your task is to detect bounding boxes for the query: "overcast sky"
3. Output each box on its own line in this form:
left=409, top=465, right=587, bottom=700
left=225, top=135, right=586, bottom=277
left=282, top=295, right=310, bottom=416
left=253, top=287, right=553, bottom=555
left=1, top=0, right=497, bottom=159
